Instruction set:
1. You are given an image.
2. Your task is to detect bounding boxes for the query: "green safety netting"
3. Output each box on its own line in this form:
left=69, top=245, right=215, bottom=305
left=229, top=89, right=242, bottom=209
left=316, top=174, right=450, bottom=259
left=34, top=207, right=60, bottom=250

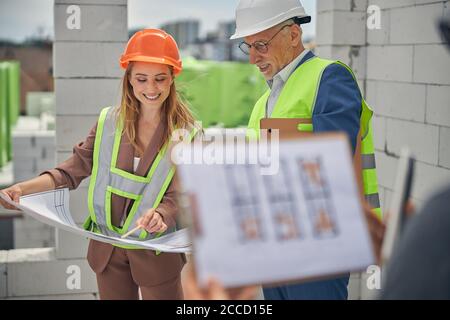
left=0, top=61, right=21, bottom=168
left=176, top=57, right=267, bottom=128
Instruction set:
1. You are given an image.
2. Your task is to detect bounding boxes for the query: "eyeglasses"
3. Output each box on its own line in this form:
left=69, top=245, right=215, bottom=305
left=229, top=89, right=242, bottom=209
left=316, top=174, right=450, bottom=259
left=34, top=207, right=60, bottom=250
left=238, top=24, right=294, bottom=55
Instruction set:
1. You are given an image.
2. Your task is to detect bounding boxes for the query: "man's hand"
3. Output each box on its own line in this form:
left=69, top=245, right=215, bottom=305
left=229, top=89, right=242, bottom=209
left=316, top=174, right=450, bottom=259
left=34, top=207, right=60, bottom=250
left=183, top=265, right=258, bottom=300
left=364, top=203, right=386, bottom=264
left=364, top=199, right=416, bottom=264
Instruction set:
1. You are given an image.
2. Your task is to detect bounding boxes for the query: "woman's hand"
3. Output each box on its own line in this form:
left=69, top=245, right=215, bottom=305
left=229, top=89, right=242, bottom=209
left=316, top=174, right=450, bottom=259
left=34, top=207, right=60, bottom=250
left=136, top=208, right=168, bottom=234
left=0, top=184, right=23, bottom=210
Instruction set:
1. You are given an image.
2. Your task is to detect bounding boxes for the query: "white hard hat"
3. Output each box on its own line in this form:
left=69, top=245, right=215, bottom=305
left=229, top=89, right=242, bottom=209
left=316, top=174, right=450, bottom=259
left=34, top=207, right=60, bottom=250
left=230, top=0, right=311, bottom=40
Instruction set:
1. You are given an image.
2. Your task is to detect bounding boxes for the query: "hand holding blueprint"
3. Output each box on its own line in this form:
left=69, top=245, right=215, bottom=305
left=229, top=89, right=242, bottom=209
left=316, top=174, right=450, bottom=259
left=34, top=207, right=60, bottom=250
left=0, top=188, right=191, bottom=253
left=177, top=134, right=376, bottom=287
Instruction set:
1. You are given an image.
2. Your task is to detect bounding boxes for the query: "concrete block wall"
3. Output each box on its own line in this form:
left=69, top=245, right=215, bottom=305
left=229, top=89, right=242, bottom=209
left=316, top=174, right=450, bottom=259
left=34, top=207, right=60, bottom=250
left=1, top=0, right=128, bottom=299
left=317, top=0, right=450, bottom=299
left=1, top=248, right=98, bottom=299
left=12, top=124, right=56, bottom=249
left=52, top=0, right=128, bottom=297
left=365, top=0, right=450, bottom=208
left=0, top=251, right=7, bottom=298
left=315, top=0, right=369, bottom=95
left=13, top=216, right=55, bottom=249
left=12, top=131, right=56, bottom=185
left=54, top=0, right=125, bottom=267
left=54, top=0, right=127, bottom=152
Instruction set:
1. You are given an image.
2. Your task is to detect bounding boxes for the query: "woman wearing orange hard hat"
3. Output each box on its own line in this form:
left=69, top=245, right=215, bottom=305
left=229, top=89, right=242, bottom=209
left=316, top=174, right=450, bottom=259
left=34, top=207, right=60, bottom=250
left=0, top=29, right=197, bottom=299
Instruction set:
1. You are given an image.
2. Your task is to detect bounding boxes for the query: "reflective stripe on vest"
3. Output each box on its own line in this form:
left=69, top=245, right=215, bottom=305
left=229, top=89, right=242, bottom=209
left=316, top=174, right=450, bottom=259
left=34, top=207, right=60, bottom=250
left=86, top=107, right=197, bottom=244
left=247, top=57, right=382, bottom=218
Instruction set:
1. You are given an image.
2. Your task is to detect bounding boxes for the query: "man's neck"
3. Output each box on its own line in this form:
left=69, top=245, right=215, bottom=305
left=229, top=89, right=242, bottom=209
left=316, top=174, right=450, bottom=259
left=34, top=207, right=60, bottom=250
left=271, top=46, right=308, bottom=84
left=282, top=46, right=305, bottom=71
left=293, top=46, right=306, bottom=61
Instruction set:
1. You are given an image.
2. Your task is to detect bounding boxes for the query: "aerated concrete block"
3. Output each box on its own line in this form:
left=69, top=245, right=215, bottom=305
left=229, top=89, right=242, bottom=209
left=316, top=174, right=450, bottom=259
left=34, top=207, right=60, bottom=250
left=7, top=248, right=97, bottom=297
left=54, top=4, right=127, bottom=42
left=56, top=229, right=89, bottom=260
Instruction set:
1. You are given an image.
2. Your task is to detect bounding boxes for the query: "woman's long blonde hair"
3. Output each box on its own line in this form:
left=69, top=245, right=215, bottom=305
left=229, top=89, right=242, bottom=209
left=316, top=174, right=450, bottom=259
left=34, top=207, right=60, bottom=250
left=115, top=62, right=196, bottom=155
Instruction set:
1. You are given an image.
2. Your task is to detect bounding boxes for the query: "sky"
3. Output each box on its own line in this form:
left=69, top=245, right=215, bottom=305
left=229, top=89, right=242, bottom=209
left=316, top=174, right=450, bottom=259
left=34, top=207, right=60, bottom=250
left=0, top=0, right=316, bottom=42
left=0, top=0, right=54, bottom=41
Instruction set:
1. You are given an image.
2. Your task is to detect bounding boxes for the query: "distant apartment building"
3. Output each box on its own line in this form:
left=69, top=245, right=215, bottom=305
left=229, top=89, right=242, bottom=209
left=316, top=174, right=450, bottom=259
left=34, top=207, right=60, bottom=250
left=183, top=20, right=247, bottom=62
left=217, top=21, right=235, bottom=39
left=160, top=20, right=200, bottom=49
left=218, top=21, right=247, bottom=62
left=162, top=19, right=313, bottom=62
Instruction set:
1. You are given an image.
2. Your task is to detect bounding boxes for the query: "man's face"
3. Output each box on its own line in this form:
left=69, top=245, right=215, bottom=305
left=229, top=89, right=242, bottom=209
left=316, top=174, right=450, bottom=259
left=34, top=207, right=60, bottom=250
left=244, top=24, right=295, bottom=80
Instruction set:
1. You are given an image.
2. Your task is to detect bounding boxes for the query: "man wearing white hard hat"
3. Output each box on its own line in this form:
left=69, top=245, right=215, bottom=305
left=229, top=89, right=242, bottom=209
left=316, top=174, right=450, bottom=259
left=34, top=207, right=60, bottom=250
left=231, top=0, right=381, bottom=300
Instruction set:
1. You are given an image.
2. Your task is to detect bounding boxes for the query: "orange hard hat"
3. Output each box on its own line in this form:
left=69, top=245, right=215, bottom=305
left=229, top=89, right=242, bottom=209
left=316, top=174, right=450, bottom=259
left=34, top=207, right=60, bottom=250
left=119, top=29, right=182, bottom=75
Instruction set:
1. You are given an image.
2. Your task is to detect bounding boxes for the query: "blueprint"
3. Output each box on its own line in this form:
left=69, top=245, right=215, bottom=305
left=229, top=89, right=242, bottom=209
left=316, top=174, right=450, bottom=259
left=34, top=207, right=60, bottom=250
left=177, top=135, right=376, bottom=287
left=0, top=188, right=191, bottom=253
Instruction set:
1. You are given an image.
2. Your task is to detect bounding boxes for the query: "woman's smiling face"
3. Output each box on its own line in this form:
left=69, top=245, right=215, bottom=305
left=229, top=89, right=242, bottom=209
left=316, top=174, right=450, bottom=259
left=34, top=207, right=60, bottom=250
left=129, top=61, right=173, bottom=109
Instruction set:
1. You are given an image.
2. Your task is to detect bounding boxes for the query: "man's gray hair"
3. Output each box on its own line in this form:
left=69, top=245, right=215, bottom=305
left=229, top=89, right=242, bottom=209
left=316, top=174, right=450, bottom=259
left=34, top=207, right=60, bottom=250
left=279, top=18, right=296, bottom=27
